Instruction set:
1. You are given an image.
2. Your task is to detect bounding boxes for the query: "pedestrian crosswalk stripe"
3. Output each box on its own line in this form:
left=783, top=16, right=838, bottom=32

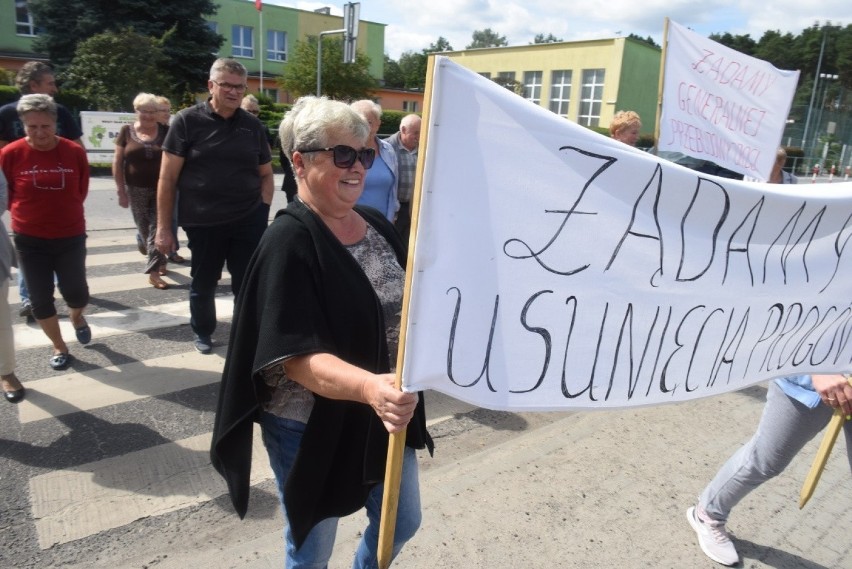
left=17, top=351, right=227, bottom=424
left=13, top=295, right=234, bottom=349
left=29, top=426, right=274, bottom=549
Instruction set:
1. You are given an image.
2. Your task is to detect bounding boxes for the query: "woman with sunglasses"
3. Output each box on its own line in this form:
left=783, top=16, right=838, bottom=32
left=211, top=96, right=432, bottom=568
left=0, top=94, right=91, bottom=371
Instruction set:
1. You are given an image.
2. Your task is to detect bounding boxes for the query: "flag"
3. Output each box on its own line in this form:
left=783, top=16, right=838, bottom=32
left=401, top=56, right=852, bottom=412
left=255, top=0, right=262, bottom=11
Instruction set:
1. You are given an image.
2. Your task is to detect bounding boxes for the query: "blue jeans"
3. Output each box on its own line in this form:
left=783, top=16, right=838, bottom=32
left=260, top=412, right=422, bottom=569
left=183, top=203, right=268, bottom=338
left=699, top=381, right=852, bottom=521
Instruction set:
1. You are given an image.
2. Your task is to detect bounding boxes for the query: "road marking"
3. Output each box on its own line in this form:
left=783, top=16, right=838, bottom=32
left=17, top=351, right=227, bottom=423
left=30, top=426, right=273, bottom=549
left=13, top=296, right=234, bottom=349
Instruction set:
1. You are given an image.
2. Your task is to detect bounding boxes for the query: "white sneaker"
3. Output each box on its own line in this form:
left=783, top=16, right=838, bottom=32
left=687, top=505, right=739, bottom=566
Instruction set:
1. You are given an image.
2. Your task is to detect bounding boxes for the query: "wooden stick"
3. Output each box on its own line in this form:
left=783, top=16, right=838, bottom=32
left=652, top=17, right=669, bottom=156
left=799, top=408, right=846, bottom=508
left=377, top=53, right=439, bottom=569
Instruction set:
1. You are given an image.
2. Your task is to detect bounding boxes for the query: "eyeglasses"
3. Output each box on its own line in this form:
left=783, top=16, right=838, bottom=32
left=211, top=80, right=247, bottom=92
left=297, top=145, right=376, bottom=169
left=245, top=108, right=260, bottom=115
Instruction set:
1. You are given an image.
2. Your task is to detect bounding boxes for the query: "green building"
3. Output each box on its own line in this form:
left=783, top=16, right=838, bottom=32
left=446, top=37, right=661, bottom=135
left=0, top=0, right=387, bottom=103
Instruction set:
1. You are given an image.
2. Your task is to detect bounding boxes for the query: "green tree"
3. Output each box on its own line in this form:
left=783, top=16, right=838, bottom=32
left=384, top=54, right=405, bottom=88
left=709, top=32, right=757, bottom=56
left=398, top=50, right=426, bottom=89
left=467, top=28, right=508, bottom=49
left=626, top=33, right=659, bottom=48
left=532, top=33, right=562, bottom=44
left=753, top=30, right=799, bottom=72
left=28, top=0, right=221, bottom=97
left=280, top=36, right=377, bottom=99
left=394, top=37, right=454, bottom=90
left=63, top=29, right=170, bottom=111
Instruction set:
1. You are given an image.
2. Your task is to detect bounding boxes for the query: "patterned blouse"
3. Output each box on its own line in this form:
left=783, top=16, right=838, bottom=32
left=259, top=222, right=405, bottom=423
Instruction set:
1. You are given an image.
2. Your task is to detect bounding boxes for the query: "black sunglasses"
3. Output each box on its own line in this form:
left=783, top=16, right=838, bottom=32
left=297, top=145, right=376, bottom=169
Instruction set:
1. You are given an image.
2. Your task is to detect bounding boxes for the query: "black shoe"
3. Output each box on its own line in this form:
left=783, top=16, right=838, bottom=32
left=19, top=302, right=32, bottom=318
left=2, top=374, right=24, bottom=404
left=4, top=387, right=25, bottom=403
left=194, top=335, right=213, bottom=354
left=49, top=352, right=73, bottom=371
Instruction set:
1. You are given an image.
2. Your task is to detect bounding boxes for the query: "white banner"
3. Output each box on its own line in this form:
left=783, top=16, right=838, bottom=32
left=658, top=21, right=799, bottom=180
left=402, top=57, right=852, bottom=411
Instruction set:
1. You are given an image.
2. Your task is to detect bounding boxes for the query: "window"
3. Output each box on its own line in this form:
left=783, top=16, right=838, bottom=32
left=578, top=69, right=605, bottom=127
left=523, top=71, right=542, bottom=105
left=549, top=70, right=572, bottom=116
left=232, top=25, right=254, bottom=58
left=16, top=0, right=36, bottom=36
left=479, top=72, right=491, bottom=79
left=403, top=101, right=418, bottom=112
left=261, top=88, right=279, bottom=103
left=267, top=30, right=287, bottom=61
left=207, top=21, right=219, bottom=54
left=496, top=71, right=516, bottom=91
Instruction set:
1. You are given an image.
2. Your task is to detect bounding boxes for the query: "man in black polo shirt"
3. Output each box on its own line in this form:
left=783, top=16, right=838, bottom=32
left=155, top=58, right=273, bottom=354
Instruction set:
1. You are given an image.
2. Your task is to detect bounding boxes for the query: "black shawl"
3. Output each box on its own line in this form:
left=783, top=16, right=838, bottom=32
left=210, top=200, right=432, bottom=547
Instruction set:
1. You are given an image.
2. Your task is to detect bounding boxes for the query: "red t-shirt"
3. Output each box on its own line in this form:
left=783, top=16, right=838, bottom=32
left=1, top=137, right=89, bottom=238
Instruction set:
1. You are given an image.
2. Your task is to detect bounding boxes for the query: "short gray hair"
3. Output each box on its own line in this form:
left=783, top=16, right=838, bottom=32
left=210, top=58, right=247, bottom=79
left=133, top=92, right=159, bottom=110
left=279, top=96, right=369, bottom=163
left=16, top=61, right=53, bottom=94
left=17, top=93, right=57, bottom=120
left=350, top=99, right=382, bottom=121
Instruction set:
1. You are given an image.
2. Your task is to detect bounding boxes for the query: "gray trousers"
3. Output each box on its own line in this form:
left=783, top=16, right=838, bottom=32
left=700, top=380, right=852, bottom=522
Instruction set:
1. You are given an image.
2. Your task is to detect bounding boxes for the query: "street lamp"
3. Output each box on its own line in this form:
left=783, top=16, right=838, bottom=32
left=812, top=73, right=839, bottom=165
left=800, top=28, right=827, bottom=159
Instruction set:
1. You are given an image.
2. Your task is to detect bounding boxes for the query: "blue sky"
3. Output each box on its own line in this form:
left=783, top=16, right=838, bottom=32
left=262, top=1, right=851, bottom=60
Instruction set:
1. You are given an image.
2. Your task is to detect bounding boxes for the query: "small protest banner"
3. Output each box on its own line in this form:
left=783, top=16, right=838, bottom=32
left=658, top=20, right=800, bottom=180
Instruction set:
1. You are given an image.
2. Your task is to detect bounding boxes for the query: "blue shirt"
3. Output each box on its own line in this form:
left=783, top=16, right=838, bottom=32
left=357, top=152, right=395, bottom=220
left=775, top=375, right=821, bottom=408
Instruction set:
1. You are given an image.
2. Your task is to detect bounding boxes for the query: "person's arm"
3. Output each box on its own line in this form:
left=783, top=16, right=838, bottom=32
left=112, top=144, right=129, bottom=208
left=155, top=152, right=184, bottom=255
left=812, top=374, right=852, bottom=416
left=259, top=161, right=274, bottom=205
left=284, top=352, right=417, bottom=434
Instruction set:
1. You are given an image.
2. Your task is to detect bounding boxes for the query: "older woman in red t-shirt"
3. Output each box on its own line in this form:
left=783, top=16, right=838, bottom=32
left=0, top=94, right=90, bottom=371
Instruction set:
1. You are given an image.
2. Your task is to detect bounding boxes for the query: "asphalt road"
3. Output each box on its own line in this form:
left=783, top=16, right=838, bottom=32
left=0, top=175, right=850, bottom=569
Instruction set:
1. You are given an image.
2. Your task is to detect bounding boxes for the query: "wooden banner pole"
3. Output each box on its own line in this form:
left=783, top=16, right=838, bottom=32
left=377, top=53, right=439, bottom=569
left=652, top=17, right=669, bottom=156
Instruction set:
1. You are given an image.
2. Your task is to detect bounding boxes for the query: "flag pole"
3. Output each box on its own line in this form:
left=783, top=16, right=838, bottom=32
left=652, top=17, right=669, bottom=155
left=377, top=53, right=438, bottom=569
left=255, top=0, right=263, bottom=92
left=799, top=376, right=852, bottom=508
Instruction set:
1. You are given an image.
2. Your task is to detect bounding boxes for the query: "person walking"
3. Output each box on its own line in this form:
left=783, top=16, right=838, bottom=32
left=155, top=58, right=273, bottom=354
left=113, top=93, right=171, bottom=289
left=0, top=61, right=84, bottom=321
